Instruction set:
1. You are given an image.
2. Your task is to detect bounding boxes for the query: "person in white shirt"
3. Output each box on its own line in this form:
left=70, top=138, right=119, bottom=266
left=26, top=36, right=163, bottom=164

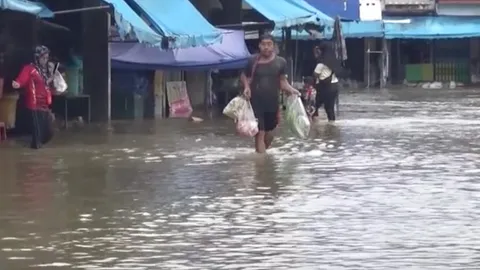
left=313, top=43, right=341, bottom=122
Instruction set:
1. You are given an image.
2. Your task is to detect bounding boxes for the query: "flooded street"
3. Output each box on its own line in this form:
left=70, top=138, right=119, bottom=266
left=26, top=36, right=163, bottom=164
left=2, top=88, right=480, bottom=269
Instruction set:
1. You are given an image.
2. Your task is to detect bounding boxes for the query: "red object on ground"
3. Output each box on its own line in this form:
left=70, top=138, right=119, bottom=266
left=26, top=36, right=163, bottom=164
left=0, top=122, right=6, bottom=141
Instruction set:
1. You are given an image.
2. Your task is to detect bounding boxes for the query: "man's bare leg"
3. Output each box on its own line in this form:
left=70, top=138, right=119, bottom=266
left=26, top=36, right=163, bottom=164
left=255, top=131, right=267, bottom=153
left=264, top=131, right=274, bottom=149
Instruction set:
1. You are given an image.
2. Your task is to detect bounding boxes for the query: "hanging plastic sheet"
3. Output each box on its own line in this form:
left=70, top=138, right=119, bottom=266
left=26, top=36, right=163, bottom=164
left=271, top=20, right=384, bottom=40
left=103, top=0, right=163, bottom=47
left=332, top=17, right=348, bottom=61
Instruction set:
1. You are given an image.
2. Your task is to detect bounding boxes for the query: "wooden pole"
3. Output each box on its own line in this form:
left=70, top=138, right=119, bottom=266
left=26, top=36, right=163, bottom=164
left=106, top=12, right=111, bottom=123
left=53, top=6, right=110, bottom=15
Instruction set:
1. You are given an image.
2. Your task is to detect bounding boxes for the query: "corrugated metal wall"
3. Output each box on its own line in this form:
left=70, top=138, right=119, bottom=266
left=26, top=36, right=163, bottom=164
left=383, top=0, right=434, bottom=4
left=437, top=0, right=480, bottom=3
left=382, top=0, right=435, bottom=12
left=437, top=3, right=480, bottom=16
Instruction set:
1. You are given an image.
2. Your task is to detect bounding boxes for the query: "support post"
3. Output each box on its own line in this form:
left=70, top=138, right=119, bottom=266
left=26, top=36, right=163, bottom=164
left=366, top=39, right=383, bottom=89
left=431, top=40, right=436, bottom=81
left=82, top=0, right=111, bottom=122
left=380, top=38, right=387, bottom=88
left=396, top=39, right=401, bottom=84
left=106, top=12, right=111, bottom=123
left=281, top=28, right=293, bottom=109
left=285, top=28, right=293, bottom=84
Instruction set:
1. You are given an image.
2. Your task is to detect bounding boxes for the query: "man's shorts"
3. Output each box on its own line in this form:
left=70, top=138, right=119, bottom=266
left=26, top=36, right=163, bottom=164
left=255, top=111, right=279, bottom=132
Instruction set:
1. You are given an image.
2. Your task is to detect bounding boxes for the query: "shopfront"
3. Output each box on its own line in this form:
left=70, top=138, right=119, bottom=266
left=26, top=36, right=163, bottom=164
left=0, top=0, right=112, bottom=137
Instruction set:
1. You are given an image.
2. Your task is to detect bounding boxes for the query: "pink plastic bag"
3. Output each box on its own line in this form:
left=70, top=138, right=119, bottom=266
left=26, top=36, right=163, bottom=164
left=236, top=101, right=258, bottom=137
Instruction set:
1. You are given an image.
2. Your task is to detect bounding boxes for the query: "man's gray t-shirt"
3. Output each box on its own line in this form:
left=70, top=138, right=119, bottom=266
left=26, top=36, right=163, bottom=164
left=244, top=55, right=287, bottom=113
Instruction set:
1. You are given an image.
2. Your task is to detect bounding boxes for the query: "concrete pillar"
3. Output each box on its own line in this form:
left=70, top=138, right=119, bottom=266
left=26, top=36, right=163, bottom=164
left=363, top=38, right=370, bottom=84
left=470, top=38, right=480, bottom=82
left=470, top=38, right=479, bottom=60
left=82, top=0, right=110, bottom=122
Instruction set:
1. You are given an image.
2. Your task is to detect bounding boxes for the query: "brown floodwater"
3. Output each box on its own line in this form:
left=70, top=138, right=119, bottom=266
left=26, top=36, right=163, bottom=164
left=1, top=88, right=480, bottom=269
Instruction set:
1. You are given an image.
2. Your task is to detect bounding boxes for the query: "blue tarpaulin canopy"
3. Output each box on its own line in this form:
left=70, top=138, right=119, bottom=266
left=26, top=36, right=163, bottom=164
left=1, top=0, right=53, bottom=18
left=111, top=30, right=250, bottom=70
left=384, top=16, right=480, bottom=39
left=272, top=20, right=383, bottom=39
left=103, top=0, right=163, bottom=47
left=340, top=21, right=383, bottom=38
left=272, top=16, right=480, bottom=40
left=243, top=0, right=333, bottom=29
left=126, top=0, right=222, bottom=48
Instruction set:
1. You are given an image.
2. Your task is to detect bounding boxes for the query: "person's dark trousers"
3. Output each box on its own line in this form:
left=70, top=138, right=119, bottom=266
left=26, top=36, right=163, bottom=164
left=30, top=109, right=54, bottom=149
left=314, top=82, right=339, bottom=122
left=323, top=83, right=339, bottom=121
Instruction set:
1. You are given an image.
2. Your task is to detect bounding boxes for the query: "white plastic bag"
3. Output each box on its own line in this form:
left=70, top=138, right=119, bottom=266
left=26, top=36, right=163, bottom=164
left=223, top=96, right=248, bottom=120
left=236, top=101, right=258, bottom=137
left=285, top=95, right=311, bottom=139
left=53, top=70, right=67, bottom=93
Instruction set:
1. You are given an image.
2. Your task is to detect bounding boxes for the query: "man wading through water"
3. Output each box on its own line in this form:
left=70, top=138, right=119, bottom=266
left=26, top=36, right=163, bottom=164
left=241, top=34, right=300, bottom=153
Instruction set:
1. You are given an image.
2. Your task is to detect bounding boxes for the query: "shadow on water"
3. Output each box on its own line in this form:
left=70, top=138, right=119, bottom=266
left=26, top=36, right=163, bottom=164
left=2, top=88, right=480, bottom=268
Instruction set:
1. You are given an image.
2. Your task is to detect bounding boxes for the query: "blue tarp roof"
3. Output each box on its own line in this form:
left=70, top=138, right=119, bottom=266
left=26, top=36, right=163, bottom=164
left=244, top=0, right=333, bottom=29
left=384, top=16, right=480, bottom=39
left=1, top=0, right=53, bottom=18
left=103, top=0, right=163, bottom=47
left=111, top=30, right=250, bottom=70
left=272, top=16, right=480, bottom=40
left=304, top=0, right=360, bottom=21
left=272, top=20, right=383, bottom=39
left=127, top=0, right=222, bottom=48
left=341, top=21, right=384, bottom=38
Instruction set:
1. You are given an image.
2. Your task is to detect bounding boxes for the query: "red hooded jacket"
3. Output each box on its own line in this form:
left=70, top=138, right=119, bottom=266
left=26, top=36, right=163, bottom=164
left=14, top=64, right=52, bottom=110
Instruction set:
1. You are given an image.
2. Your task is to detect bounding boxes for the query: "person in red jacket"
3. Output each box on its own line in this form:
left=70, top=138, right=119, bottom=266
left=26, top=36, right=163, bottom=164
left=12, top=45, right=54, bottom=149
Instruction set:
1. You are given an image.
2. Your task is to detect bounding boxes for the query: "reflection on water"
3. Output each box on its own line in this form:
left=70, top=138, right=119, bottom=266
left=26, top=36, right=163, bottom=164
left=2, top=88, right=480, bottom=269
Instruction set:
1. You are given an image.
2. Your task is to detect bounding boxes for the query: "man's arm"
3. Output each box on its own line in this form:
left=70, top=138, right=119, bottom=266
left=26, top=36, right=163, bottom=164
left=240, top=72, right=249, bottom=89
left=278, top=58, right=300, bottom=95
left=280, top=75, right=299, bottom=95
left=241, top=57, right=254, bottom=89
